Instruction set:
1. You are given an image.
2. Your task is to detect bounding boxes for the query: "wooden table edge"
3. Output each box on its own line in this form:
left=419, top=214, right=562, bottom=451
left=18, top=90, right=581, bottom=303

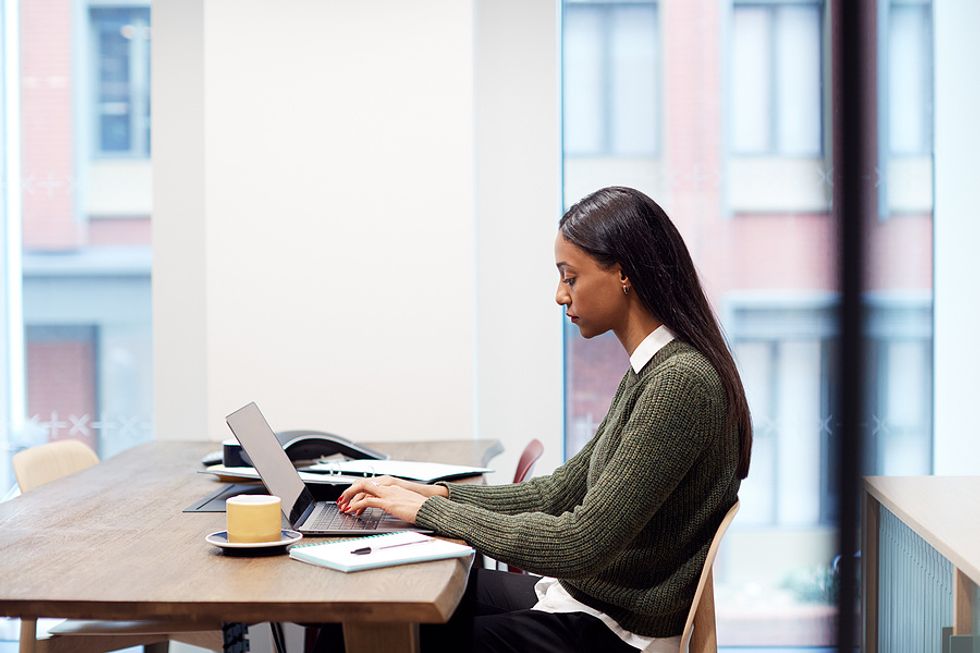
left=864, top=477, right=980, bottom=587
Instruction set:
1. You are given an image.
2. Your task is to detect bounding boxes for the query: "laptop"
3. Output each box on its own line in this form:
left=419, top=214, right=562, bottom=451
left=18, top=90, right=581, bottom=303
left=225, top=402, right=429, bottom=536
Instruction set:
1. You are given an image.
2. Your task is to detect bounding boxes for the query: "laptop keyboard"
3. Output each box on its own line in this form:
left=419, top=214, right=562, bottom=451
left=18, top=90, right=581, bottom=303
left=307, top=503, right=384, bottom=531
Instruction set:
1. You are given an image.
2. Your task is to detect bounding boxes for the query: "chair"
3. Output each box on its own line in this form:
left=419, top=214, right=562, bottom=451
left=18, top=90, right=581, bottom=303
left=12, top=439, right=220, bottom=653
left=12, top=439, right=99, bottom=493
left=512, top=438, right=544, bottom=484
left=678, top=499, right=740, bottom=653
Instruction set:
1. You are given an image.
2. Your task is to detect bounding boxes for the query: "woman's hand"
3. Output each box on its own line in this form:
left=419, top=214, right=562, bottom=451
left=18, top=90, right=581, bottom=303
left=337, top=476, right=446, bottom=524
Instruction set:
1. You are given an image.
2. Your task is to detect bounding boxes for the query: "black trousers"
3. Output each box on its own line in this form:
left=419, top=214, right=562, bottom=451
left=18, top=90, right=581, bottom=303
left=314, top=568, right=641, bottom=653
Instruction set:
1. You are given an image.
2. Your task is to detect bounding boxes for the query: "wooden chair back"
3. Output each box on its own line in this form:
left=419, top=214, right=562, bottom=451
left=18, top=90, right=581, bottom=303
left=679, top=499, right=740, bottom=653
left=13, top=440, right=100, bottom=493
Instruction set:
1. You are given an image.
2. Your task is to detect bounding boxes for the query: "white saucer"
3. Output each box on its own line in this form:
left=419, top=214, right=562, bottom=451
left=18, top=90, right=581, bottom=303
left=206, top=529, right=302, bottom=551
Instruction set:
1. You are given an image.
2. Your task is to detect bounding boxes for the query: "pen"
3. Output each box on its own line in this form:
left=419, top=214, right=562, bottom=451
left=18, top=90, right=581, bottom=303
left=350, top=539, right=434, bottom=555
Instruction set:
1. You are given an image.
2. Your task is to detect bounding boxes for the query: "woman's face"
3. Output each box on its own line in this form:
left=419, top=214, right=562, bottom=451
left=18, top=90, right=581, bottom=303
left=554, top=233, right=626, bottom=339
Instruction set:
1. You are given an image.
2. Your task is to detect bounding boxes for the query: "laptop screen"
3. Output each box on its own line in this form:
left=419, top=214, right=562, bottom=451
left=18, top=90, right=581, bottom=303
left=225, top=402, right=313, bottom=525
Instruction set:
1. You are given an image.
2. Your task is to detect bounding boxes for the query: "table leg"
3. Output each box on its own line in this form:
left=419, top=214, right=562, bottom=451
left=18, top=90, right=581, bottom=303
left=342, top=622, right=419, bottom=653
left=954, top=569, right=976, bottom=636
left=18, top=619, right=37, bottom=653
left=862, top=491, right=880, bottom=653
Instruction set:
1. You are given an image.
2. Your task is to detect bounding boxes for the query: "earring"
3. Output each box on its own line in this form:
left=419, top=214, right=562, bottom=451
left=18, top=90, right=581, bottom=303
left=622, top=285, right=630, bottom=295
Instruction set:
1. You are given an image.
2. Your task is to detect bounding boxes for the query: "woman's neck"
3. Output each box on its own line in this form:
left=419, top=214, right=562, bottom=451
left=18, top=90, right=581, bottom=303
left=615, top=311, right=663, bottom=357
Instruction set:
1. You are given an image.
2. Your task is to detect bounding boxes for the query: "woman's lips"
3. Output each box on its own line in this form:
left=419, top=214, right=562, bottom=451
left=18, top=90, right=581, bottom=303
left=568, top=314, right=579, bottom=323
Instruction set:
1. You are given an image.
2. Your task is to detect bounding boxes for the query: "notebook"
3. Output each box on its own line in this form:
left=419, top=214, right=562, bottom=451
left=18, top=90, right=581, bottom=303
left=289, top=531, right=474, bottom=572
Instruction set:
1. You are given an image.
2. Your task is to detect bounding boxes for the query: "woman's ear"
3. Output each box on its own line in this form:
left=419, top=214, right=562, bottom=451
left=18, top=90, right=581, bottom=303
left=619, top=270, right=632, bottom=295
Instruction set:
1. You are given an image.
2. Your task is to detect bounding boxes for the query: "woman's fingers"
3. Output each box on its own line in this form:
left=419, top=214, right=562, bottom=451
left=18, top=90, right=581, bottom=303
left=339, top=480, right=398, bottom=513
left=346, top=493, right=385, bottom=515
left=338, top=476, right=399, bottom=506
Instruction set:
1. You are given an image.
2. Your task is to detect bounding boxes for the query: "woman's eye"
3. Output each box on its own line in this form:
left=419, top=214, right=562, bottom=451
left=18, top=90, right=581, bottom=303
left=563, top=278, right=576, bottom=287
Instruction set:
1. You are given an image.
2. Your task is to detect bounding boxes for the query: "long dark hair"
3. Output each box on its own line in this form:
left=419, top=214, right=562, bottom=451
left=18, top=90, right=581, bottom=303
left=560, top=187, right=752, bottom=479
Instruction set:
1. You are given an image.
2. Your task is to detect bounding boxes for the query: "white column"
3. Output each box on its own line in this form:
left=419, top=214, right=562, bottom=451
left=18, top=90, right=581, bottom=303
left=474, top=0, right=564, bottom=480
left=932, top=0, right=980, bottom=474
left=152, top=0, right=208, bottom=440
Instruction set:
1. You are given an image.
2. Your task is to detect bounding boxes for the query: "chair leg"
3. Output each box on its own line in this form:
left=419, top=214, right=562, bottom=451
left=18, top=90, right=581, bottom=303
left=19, top=619, right=38, bottom=653
left=690, top=569, right=717, bottom=653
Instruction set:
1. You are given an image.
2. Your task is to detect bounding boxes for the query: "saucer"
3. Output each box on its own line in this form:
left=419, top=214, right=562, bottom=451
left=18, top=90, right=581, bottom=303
left=206, top=529, right=302, bottom=555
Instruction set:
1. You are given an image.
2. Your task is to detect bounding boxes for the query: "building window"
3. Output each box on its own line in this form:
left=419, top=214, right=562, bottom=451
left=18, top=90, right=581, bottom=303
left=91, top=6, right=151, bottom=157
left=731, top=1, right=823, bottom=156
left=563, top=0, right=659, bottom=156
left=732, top=300, right=932, bottom=527
left=885, top=0, right=933, bottom=156
left=865, top=301, right=933, bottom=475
left=731, top=303, right=837, bottom=527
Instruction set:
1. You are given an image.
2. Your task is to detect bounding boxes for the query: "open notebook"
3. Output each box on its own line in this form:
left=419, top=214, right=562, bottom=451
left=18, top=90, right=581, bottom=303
left=289, top=532, right=473, bottom=572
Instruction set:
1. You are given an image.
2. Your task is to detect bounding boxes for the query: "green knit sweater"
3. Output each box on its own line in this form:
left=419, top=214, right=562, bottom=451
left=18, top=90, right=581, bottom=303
left=415, top=340, right=741, bottom=637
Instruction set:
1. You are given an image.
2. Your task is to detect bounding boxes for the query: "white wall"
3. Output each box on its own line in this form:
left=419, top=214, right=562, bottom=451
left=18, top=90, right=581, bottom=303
left=933, top=0, right=980, bottom=474
left=154, top=1, right=563, bottom=477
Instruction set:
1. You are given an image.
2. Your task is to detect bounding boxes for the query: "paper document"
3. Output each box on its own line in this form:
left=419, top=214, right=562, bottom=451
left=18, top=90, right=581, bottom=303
left=200, top=465, right=363, bottom=485
left=301, top=459, right=492, bottom=483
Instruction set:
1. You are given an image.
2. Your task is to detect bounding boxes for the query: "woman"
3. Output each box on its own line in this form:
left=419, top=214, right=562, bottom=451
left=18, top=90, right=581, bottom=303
left=336, top=187, right=751, bottom=652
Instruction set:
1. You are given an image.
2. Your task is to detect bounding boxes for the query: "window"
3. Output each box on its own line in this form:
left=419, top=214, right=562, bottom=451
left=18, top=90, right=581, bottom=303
left=866, top=300, right=933, bottom=475
left=91, top=7, right=151, bottom=157
left=885, top=0, right=932, bottom=156
left=731, top=303, right=837, bottom=527
left=731, top=1, right=823, bottom=155
left=563, top=1, right=659, bottom=156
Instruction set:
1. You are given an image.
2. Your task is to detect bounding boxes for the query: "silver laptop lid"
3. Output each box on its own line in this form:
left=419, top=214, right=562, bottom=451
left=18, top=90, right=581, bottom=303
left=225, top=402, right=315, bottom=526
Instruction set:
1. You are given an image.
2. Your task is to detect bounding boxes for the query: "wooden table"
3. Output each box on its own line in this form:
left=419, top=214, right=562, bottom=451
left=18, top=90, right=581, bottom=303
left=0, top=439, right=502, bottom=653
left=863, top=476, right=980, bottom=652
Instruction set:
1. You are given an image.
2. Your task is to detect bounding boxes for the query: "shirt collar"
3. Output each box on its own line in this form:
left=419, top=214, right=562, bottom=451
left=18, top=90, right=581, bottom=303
left=629, top=325, right=676, bottom=374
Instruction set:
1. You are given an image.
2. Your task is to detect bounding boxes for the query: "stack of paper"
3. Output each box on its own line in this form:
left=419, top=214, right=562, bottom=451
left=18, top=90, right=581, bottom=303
left=200, top=465, right=363, bottom=485
left=301, top=459, right=492, bottom=483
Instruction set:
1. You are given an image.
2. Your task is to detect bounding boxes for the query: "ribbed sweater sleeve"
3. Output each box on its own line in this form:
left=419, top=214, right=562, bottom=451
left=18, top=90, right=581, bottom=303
left=437, top=433, right=599, bottom=516
left=415, top=360, right=719, bottom=579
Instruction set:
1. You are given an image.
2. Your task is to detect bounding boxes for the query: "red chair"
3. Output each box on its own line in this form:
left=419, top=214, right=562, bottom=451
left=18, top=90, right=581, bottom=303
left=513, top=438, right=544, bottom=483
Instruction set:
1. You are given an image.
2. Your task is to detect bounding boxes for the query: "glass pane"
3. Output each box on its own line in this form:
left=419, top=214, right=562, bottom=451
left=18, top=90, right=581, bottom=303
left=775, top=5, right=822, bottom=154
left=609, top=5, right=658, bottom=154
left=5, top=3, right=154, bottom=479
left=733, top=341, right=775, bottom=525
left=889, top=4, right=931, bottom=154
left=776, top=340, right=822, bottom=525
left=92, top=7, right=151, bottom=156
left=732, top=7, right=771, bottom=153
left=563, top=7, right=604, bottom=155
left=879, top=340, right=931, bottom=475
left=564, top=0, right=842, bottom=646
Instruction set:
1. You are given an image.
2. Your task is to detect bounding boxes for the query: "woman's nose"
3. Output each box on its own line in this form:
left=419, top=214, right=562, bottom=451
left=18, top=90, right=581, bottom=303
left=556, top=283, right=569, bottom=306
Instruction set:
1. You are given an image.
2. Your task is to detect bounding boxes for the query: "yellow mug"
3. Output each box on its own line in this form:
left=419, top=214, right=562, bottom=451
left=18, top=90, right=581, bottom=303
left=226, top=494, right=282, bottom=543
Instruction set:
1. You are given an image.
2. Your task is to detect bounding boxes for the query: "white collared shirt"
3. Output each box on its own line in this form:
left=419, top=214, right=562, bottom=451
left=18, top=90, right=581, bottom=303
left=531, top=324, right=681, bottom=652
left=629, top=324, right=676, bottom=374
